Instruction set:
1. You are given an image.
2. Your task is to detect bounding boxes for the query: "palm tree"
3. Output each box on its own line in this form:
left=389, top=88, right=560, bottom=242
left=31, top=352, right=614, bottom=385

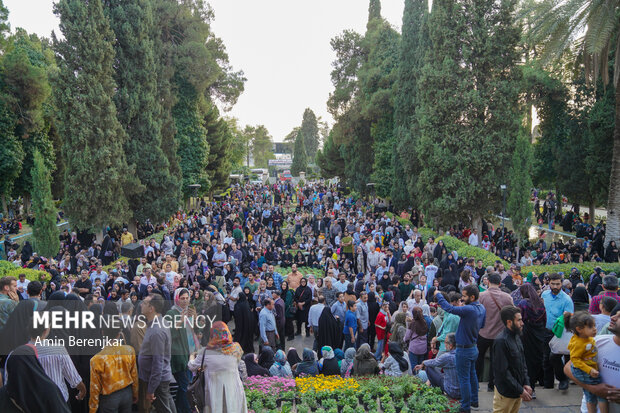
left=526, top=0, right=619, bottom=244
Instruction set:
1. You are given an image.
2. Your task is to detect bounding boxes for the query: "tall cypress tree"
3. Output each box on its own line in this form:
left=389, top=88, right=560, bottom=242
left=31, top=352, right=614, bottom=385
left=300, top=108, right=320, bottom=160
left=394, top=0, right=427, bottom=207
left=416, top=0, right=521, bottom=230
left=53, top=0, right=140, bottom=230
left=31, top=149, right=59, bottom=257
left=361, top=0, right=400, bottom=199
left=173, top=76, right=210, bottom=198
left=106, top=0, right=178, bottom=223
left=291, top=129, right=308, bottom=176
left=204, top=101, right=233, bottom=192
left=507, top=129, right=534, bottom=241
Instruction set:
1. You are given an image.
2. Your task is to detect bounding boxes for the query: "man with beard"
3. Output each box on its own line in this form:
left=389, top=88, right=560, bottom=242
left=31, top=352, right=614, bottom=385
left=541, top=273, right=574, bottom=390
left=492, top=306, right=533, bottom=413
left=434, top=285, right=486, bottom=413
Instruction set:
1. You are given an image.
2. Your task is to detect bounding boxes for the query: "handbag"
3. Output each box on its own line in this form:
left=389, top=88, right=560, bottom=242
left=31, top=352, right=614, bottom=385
left=549, top=331, right=572, bottom=355
left=188, top=349, right=208, bottom=410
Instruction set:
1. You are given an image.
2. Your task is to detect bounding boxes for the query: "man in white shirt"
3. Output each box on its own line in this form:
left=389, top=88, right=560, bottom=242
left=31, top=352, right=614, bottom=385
left=425, top=262, right=439, bottom=286
left=468, top=229, right=479, bottom=247
left=565, top=303, right=620, bottom=413
left=16, top=273, right=30, bottom=300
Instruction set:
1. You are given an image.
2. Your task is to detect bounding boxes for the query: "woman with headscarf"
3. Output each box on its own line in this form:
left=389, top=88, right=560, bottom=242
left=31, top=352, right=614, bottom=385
left=515, top=283, right=547, bottom=396
left=317, top=306, right=343, bottom=351
left=293, top=277, right=313, bottom=336
left=0, top=344, right=71, bottom=413
left=243, top=353, right=269, bottom=377
left=233, top=292, right=256, bottom=354
left=286, top=348, right=302, bottom=368
left=280, top=281, right=295, bottom=341
left=572, top=286, right=590, bottom=312
left=269, top=350, right=293, bottom=378
left=340, top=347, right=356, bottom=377
left=318, top=346, right=341, bottom=375
left=187, top=321, right=248, bottom=413
left=390, top=312, right=408, bottom=350
left=605, top=240, right=620, bottom=262
left=380, top=342, right=410, bottom=376
left=367, top=292, right=380, bottom=350
left=352, top=343, right=379, bottom=376
left=167, top=287, right=199, bottom=413
left=379, top=272, right=392, bottom=292
left=295, top=348, right=319, bottom=377
left=421, top=304, right=433, bottom=329
left=404, top=306, right=429, bottom=370
left=441, top=262, right=459, bottom=288
left=257, top=346, right=275, bottom=370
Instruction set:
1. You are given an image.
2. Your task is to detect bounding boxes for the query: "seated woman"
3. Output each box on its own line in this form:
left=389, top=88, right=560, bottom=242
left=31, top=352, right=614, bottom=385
left=269, top=350, right=293, bottom=378
left=352, top=343, right=379, bottom=376
left=294, top=348, right=319, bottom=377
left=318, top=346, right=341, bottom=375
left=295, top=251, right=307, bottom=267
left=379, top=342, right=410, bottom=377
left=243, top=353, right=269, bottom=377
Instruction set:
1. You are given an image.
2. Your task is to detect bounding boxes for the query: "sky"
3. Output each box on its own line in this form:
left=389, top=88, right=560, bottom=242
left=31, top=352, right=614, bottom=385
left=4, top=0, right=405, bottom=142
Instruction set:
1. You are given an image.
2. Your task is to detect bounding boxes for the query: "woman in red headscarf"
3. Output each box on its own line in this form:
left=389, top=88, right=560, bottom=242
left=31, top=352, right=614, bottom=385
left=187, top=321, right=247, bottom=413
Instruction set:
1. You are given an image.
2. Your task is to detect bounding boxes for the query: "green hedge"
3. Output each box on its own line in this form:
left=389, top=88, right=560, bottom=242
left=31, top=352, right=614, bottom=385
left=436, top=236, right=510, bottom=267
left=385, top=212, right=508, bottom=266
left=0, top=261, right=51, bottom=282
left=522, top=262, right=620, bottom=283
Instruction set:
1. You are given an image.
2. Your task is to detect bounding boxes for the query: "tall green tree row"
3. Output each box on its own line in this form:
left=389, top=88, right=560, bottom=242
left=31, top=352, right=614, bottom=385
left=49, top=0, right=244, bottom=230
left=323, top=1, right=401, bottom=196
left=53, top=0, right=141, bottom=230
left=105, top=0, right=178, bottom=223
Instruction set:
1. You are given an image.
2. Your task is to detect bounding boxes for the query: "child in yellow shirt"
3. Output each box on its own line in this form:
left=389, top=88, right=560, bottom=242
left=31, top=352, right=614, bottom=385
left=567, top=311, right=608, bottom=413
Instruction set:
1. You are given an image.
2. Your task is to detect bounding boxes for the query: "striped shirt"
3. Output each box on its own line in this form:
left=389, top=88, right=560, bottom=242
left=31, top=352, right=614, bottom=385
left=34, top=343, right=83, bottom=401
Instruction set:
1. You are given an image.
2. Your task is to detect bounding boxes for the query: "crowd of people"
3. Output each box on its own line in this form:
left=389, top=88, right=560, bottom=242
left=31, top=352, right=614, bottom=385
left=0, top=181, right=619, bottom=413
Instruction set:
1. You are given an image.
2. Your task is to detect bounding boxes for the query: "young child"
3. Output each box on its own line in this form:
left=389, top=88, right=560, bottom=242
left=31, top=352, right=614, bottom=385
left=567, top=312, right=609, bottom=413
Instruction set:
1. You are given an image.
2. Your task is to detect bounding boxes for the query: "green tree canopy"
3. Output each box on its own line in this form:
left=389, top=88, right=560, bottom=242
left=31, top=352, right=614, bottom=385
left=31, top=149, right=60, bottom=257
left=53, top=0, right=141, bottom=231
left=291, top=129, right=307, bottom=176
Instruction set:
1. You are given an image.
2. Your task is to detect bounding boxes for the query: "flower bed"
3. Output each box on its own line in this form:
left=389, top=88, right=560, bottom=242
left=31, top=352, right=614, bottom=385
left=245, top=375, right=458, bottom=413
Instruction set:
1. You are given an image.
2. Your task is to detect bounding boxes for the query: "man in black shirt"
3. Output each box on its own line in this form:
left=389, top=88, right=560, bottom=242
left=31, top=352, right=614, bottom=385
left=74, top=269, right=92, bottom=298
left=493, top=306, right=533, bottom=412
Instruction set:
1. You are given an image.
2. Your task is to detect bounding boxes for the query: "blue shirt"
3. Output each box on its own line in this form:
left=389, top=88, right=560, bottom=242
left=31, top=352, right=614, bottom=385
left=542, top=289, right=574, bottom=330
left=259, top=307, right=277, bottom=343
left=356, top=300, right=369, bottom=329
left=331, top=301, right=347, bottom=321
left=270, top=272, right=284, bottom=290
left=436, top=293, right=486, bottom=346
left=423, top=349, right=460, bottom=399
left=343, top=310, right=358, bottom=335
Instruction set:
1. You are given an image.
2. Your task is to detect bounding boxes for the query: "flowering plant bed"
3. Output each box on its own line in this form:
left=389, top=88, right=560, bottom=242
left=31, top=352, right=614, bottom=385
left=245, top=375, right=458, bottom=413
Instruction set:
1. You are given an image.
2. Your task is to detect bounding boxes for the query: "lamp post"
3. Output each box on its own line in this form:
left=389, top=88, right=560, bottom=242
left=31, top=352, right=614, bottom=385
left=188, top=184, right=201, bottom=210
left=500, top=184, right=507, bottom=254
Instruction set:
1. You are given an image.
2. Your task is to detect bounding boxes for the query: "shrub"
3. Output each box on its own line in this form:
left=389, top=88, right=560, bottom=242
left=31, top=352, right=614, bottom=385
left=437, top=236, right=509, bottom=267
left=0, top=261, right=50, bottom=282
left=523, top=262, right=620, bottom=284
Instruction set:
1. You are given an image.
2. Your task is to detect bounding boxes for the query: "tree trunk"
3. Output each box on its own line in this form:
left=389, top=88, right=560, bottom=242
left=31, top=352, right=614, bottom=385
left=1, top=194, right=7, bottom=216
left=589, top=202, right=596, bottom=225
left=472, top=214, right=483, bottom=242
left=23, top=194, right=31, bottom=216
left=605, top=85, right=620, bottom=245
